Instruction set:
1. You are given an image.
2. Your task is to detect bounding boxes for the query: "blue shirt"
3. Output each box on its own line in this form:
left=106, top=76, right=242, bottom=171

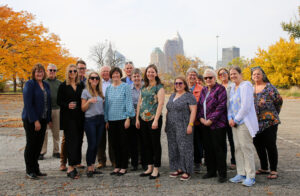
left=126, top=77, right=133, bottom=85
left=228, top=83, right=244, bottom=124
left=104, top=82, right=135, bottom=122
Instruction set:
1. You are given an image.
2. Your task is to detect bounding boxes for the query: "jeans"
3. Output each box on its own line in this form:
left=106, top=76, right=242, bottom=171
left=84, top=115, right=105, bottom=166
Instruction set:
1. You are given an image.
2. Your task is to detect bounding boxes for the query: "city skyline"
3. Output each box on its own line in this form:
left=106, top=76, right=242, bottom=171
left=1, top=0, right=298, bottom=70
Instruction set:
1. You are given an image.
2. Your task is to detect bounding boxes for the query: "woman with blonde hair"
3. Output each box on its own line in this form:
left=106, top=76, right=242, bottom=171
left=81, top=72, right=105, bottom=177
left=57, top=64, right=84, bottom=179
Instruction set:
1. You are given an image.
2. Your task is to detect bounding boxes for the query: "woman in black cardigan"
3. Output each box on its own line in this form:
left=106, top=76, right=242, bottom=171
left=57, top=64, right=84, bottom=179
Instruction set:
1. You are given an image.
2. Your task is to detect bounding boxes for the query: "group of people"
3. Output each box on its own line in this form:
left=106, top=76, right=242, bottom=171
left=22, top=60, right=283, bottom=187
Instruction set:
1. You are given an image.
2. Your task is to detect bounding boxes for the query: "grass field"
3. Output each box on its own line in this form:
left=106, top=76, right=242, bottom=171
left=278, top=86, right=300, bottom=98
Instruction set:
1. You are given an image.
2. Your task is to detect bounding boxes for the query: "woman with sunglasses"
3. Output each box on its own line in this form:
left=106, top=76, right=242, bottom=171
left=104, top=67, right=135, bottom=176
left=217, top=68, right=236, bottom=170
left=81, top=72, right=105, bottom=177
left=136, top=64, right=165, bottom=179
left=166, top=77, right=197, bottom=181
left=197, top=69, right=228, bottom=183
left=251, top=67, right=282, bottom=179
left=57, top=64, right=84, bottom=179
left=228, top=66, right=258, bottom=187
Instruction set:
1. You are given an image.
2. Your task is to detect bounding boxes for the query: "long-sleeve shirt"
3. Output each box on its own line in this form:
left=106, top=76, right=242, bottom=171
left=228, top=81, right=259, bottom=137
left=104, top=82, right=135, bottom=122
left=254, top=82, right=283, bottom=133
left=197, top=83, right=227, bottom=130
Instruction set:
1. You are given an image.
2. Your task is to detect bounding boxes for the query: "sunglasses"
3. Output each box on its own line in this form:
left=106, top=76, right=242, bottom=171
left=48, top=69, right=57, bottom=72
left=78, top=67, right=86, bottom=70
left=125, top=61, right=133, bottom=65
left=204, top=76, right=213, bottom=80
left=174, top=82, right=183, bottom=86
left=218, top=72, right=227, bottom=76
left=69, top=70, right=77, bottom=73
left=89, top=76, right=100, bottom=81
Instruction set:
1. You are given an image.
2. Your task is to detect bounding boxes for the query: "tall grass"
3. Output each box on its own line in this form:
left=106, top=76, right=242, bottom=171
left=278, top=86, right=300, bottom=98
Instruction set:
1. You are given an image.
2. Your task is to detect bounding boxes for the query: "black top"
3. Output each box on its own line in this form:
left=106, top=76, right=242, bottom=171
left=57, top=81, right=84, bottom=130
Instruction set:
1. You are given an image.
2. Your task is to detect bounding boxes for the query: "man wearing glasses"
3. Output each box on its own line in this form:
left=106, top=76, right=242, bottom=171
left=39, top=64, right=62, bottom=160
left=76, top=60, right=87, bottom=86
left=121, top=61, right=134, bottom=84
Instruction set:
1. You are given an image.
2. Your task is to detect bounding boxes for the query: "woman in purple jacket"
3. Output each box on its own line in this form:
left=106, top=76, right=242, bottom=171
left=197, top=69, right=228, bottom=183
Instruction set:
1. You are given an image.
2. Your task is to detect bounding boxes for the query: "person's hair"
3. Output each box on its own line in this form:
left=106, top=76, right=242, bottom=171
left=217, top=68, right=230, bottom=80
left=197, top=74, right=204, bottom=83
left=174, top=76, right=189, bottom=92
left=31, top=63, right=46, bottom=80
left=125, top=61, right=134, bottom=67
left=66, top=64, right=80, bottom=85
left=203, top=68, right=217, bottom=78
left=47, top=63, right=57, bottom=70
left=109, top=66, right=123, bottom=78
left=86, top=72, right=104, bottom=98
left=143, top=64, right=162, bottom=87
left=229, top=66, right=242, bottom=74
left=76, top=59, right=86, bottom=66
left=100, top=65, right=111, bottom=73
left=186, top=67, right=199, bottom=76
left=132, top=68, right=142, bottom=76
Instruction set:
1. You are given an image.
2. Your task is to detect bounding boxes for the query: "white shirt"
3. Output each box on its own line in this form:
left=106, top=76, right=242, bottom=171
left=102, top=79, right=111, bottom=96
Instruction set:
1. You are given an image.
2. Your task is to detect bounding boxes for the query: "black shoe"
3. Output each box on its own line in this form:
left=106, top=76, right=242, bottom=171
left=117, top=170, right=127, bottom=176
left=87, top=171, right=93, bottom=178
left=140, top=172, right=151, bottom=177
left=110, top=171, right=119, bottom=175
left=202, top=173, right=217, bottom=179
left=36, top=171, right=47, bottom=176
left=93, top=170, right=103, bottom=175
left=38, top=154, right=44, bottom=160
left=131, top=166, right=138, bottom=171
left=149, top=173, right=160, bottom=180
left=26, top=173, right=38, bottom=179
left=218, top=176, right=227, bottom=183
left=67, top=169, right=79, bottom=179
left=52, top=153, right=60, bottom=158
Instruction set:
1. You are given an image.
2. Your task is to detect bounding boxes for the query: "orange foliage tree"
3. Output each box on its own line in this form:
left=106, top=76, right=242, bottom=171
left=0, top=5, right=77, bottom=91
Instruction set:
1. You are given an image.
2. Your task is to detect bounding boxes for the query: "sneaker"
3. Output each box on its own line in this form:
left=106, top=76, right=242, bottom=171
left=242, top=178, right=255, bottom=187
left=229, top=175, right=246, bottom=183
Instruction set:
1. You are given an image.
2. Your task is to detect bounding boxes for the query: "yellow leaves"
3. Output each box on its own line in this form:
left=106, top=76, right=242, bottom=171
left=0, top=5, right=76, bottom=83
left=173, top=54, right=204, bottom=76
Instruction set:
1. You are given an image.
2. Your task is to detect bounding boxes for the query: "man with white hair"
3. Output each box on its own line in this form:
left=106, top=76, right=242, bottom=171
left=97, top=65, right=115, bottom=168
left=39, top=64, right=62, bottom=160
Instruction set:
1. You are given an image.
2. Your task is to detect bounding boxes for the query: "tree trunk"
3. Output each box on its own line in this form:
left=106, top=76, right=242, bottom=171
left=13, top=75, right=17, bottom=92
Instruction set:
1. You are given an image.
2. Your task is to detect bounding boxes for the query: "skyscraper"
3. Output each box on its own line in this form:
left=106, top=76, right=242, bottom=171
left=163, top=32, right=184, bottom=75
left=150, top=47, right=166, bottom=73
left=220, top=46, right=240, bottom=68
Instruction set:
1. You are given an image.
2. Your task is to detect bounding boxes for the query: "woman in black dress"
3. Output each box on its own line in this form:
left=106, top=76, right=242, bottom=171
left=57, top=64, right=84, bottom=179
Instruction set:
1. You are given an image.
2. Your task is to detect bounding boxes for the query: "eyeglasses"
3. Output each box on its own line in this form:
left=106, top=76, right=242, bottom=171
left=69, top=70, right=77, bottom=73
left=48, top=69, right=57, bottom=72
left=204, top=76, right=213, bottom=80
left=125, top=61, right=133, bottom=65
left=89, top=76, right=100, bottom=81
left=218, top=72, right=227, bottom=76
left=174, top=82, right=183, bottom=86
left=78, top=67, right=86, bottom=70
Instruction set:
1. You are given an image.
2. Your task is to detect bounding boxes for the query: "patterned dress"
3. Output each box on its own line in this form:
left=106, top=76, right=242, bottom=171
left=254, top=83, right=283, bottom=133
left=166, top=92, right=197, bottom=174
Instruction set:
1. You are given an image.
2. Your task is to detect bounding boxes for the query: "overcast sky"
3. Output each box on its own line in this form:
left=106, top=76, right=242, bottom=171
left=1, top=0, right=299, bottom=69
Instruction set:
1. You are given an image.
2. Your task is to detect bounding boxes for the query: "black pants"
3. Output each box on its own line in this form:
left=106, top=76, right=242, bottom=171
left=128, top=124, right=138, bottom=167
left=109, top=120, right=129, bottom=169
left=64, top=119, right=84, bottom=166
left=23, top=119, right=47, bottom=174
left=253, top=125, right=278, bottom=171
left=140, top=116, right=162, bottom=168
left=225, top=126, right=236, bottom=165
left=97, top=128, right=115, bottom=165
left=194, top=124, right=204, bottom=164
left=202, top=126, right=227, bottom=177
